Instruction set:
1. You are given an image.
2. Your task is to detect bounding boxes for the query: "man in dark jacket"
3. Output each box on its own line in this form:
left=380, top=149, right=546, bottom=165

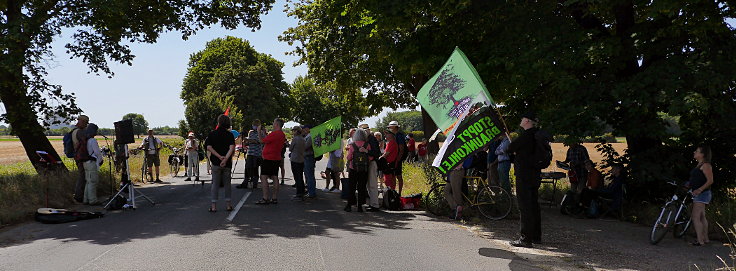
left=507, top=112, right=550, bottom=248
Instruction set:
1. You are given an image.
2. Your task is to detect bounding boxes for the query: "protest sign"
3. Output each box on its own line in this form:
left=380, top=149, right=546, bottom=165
left=417, top=47, right=494, bottom=135
left=311, top=116, right=342, bottom=157
left=432, top=107, right=507, bottom=174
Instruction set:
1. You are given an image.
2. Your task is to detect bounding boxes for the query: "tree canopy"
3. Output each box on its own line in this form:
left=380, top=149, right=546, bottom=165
left=289, top=76, right=368, bottom=128
left=375, top=110, right=423, bottom=134
left=122, top=113, right=148, bottom=137
left=181, top=91, right=243, bottom=140
left=282, top=0, right=736, bottom=196
left=0, top=0, right=275, bottom=171
left=181, top=36, right=289, bottom=132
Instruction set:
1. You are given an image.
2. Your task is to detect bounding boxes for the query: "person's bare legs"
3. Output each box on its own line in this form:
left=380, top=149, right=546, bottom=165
left=691, top=203, right=706, bottom=245
left=155, top=165, right=160, bottom=180
left=397, top=175, right=404, bottom=196
left=324, top=171, right=331, bottom=190
left=280, top=165, right=285, bottom=184
left=260, top=175, right=271, bottom=200
left=270, top=175, right=279, bottom=199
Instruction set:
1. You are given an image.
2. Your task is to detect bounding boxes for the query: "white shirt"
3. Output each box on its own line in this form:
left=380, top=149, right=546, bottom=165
left=185, top=138, right=198, bottom=154
left=87, top=138, right=103, bottom=165
left=145, top=136, right=163, bottom=155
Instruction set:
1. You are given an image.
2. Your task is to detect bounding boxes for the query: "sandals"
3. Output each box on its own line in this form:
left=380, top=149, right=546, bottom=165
left=255, top=199, right=270, bottom=205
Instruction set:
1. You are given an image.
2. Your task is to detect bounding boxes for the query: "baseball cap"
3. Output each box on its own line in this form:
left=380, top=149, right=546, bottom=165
left=387, top=121, right=399, bottom=127
left=521, top=112, right=539, bottom=123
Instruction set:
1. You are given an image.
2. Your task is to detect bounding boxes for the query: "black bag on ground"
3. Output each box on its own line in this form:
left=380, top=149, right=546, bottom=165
left=35, top=208, right=104, bottom=224
left=382, top=188, right=401, bottom=211
left=106, top=195, right=127, bottom=210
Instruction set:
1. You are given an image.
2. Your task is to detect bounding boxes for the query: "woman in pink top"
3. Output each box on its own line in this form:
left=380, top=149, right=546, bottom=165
left=380, top=132, right=399, bottom=190
left=346, top=128, right=372, bottom=212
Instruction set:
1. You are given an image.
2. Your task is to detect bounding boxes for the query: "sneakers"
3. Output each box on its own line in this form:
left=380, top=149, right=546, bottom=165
left=365, top=206, right=380, bottom=212
left=322, top=188, right=330, bottom=192
left=510, top=239, right=533, bottom=248
left=329, top=186, right=340, bottom=193
left=184, top=178, right=192, bottom=182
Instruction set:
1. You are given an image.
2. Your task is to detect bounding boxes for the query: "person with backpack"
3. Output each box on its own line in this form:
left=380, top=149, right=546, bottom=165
left=345, top=128, right=372, bottom=212
left=507, top=111, right=552, bottom=248
left=77, top=123, right=103, bottom=205
left=139, top=129, right=164, bottom=183
left=67, top=115, right=89, bottom=203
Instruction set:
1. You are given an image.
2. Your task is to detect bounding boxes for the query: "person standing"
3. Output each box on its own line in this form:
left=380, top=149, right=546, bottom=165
left=237, top=120, right=265, bottom=189
left=361, top=124, right=381, bottom=211
left=72, top=115, right=89, bottom=203
left=690, top=145, right=714, bottom=246
left=486, top=138, right=502, bottom=187
left=417, top=139, right=428, bottom=162
left=387, top=121, right=406, bottom=195
left=256, top=118, right=287, bottom=205
left=279, top=140, right=288, bottom=185
left=205, top=115, right=235, bottom=212
left=406, top=133, right=417, bottom=162
left=302, top=125, right=318, bottom=199
left=324, top=142, right=343, bottom=192
left=444, top=164, right=465, bottom=220
left=289, top=126, right=306, bottom=200
left=184, top=132, right=199, bottom=182
left=79, top=123, right=102, bottom=205
left=563, top=142, right=590, bottom=193
left=345, top=128, right=372, bottom=212
left=507, top=112, right=550, bottom=248
left=495, top=136, right=513, bottom=194
left=380, top=132, right=399, bottom=190
left=139, top=129, right=164, bottom=183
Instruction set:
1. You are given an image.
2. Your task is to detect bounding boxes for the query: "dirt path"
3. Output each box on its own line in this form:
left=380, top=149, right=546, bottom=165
left=462, top=208, right=731, bottom=270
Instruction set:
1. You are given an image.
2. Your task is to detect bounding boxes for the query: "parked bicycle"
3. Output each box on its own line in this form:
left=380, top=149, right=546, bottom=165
left=424, top=169, right=512, bottom=220
left=650, top=180, right=693, bottom=245
left=167, top=146, right=184, bottom=177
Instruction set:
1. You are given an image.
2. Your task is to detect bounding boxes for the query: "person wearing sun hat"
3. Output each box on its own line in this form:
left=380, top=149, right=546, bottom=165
left=386, top=120, right=406, bottom=196
left=185, top=132, right=199, bottom=182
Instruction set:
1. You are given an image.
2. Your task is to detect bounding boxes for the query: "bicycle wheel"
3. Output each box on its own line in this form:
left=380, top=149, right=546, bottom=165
left=475, top=185, right=512, bottom=220
left=673, top=205, right=692, bottom=238
left=650, top=203, right=677, bottom=245
left=424, top=184, right=450, bottom=216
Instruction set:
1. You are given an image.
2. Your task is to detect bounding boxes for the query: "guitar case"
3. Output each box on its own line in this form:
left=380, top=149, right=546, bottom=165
left=35, top=208, right=104, bottom=224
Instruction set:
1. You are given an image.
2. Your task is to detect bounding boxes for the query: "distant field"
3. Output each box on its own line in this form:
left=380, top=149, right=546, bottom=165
left=0, top=135, right=182, bottom=165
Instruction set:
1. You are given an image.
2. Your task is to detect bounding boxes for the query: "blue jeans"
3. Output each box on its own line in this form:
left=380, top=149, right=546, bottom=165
left=497, top=160, right=512, bottom=193
left=304, top=156, right=316, bottom=197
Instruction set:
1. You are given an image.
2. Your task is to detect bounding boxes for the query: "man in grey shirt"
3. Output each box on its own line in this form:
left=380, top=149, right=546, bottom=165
left=302, top=125, right=317, bottom=198
left=289, top=126, right=306, bottom=199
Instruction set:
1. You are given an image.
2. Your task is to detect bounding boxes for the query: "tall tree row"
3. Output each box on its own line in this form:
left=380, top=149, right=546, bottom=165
left=281, top=0, right=736, bottom=196
left=0, top=0, right=275, bottom=172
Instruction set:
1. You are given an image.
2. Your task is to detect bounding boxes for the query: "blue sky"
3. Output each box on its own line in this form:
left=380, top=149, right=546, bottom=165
left=27, top=0, right=395, bottom=129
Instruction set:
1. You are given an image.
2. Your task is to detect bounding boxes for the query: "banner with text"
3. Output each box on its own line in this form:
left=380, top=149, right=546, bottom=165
left=432, top=107, right=507, bottom=174
left=417, top=47, right=494, bottom=135
left=311, top=116, right=342, bottom=158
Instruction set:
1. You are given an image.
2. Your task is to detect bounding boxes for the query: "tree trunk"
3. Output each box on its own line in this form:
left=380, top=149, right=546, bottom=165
left=420, top=108, right=440, bottom=154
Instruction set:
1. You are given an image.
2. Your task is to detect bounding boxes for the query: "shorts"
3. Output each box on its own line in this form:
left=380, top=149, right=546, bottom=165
left=261, top=159, right=280, bottom=176
left=146, top=154, right=160, bottom=167
left=393, top=161, right=403, bottom=174
left=693, top=190, right=712, bottom=204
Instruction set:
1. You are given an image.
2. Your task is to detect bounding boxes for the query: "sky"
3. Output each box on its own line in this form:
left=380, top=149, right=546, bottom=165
left=4, top=0, right=400, bottom=129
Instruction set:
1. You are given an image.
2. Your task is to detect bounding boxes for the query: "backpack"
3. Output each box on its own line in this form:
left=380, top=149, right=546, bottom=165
left=351, top=143, right=369, bottom=173
left=63, top=128, right=78, bottom=158
left=74, top=137, right=91, bottom=162
left=382, top=188, right=401, bottom=211
left=532, top=130, right=553, bottom=169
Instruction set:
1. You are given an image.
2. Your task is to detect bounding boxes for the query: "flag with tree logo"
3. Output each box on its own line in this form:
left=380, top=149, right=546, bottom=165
left=417, top=47, right=494, bottom=135
left=311, top=116, right=342, bottom=157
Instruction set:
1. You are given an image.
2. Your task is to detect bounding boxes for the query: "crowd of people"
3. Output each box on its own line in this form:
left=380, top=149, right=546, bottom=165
left=66, top=111, right=715, bottom=249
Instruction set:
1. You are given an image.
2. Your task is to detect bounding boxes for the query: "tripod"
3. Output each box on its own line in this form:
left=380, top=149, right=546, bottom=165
left=104, top=144, right=156, bottom=209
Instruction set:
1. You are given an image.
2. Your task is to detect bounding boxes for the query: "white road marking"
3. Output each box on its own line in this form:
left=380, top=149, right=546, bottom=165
left=226, top=191, right=251, bottom=222
left=76, top=244, right=120, bottom=271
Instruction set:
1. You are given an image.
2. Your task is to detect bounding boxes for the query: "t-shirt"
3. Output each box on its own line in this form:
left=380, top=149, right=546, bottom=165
left=262, top=130, right=286, bottom=161
left=385, top=140, right=399, bottom=163
left=142, top=136, right=163, bottom=155
left=407, top=138, right=416, bottom=151
left=417, top=143, right=427, bottom=156
left=246, top=130, right=264, bottom=157
left=87, top=137, right=102, bottom=165
left=206, top=128, right=235, bottom=168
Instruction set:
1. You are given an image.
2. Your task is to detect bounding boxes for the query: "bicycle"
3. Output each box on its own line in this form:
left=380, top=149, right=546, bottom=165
left=650, top=180, right=693, bottom=245
left=424, top=170, right=513, bottom=220
left=167, top=146, right=183, bottom=177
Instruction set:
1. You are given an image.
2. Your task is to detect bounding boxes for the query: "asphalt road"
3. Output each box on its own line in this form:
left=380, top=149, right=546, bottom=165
left=0, top=157, right=543, bottom=271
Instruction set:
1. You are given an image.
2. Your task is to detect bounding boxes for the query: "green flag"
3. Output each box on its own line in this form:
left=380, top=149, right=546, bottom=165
left=417, top=47, right=494, bottom=135
left=311, top=116, right=342, bottom=157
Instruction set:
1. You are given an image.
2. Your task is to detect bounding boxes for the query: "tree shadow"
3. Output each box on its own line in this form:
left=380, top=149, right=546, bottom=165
left=478, top=248, right=546, bottom=271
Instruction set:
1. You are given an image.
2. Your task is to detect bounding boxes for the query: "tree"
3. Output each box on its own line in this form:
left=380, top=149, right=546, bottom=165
left=122, top=113, right=149, bottom=138
left=183, top=92, right=243, bottom=140
left=181, top=36, right=289, bottom=128
left=375, top=110, right=423, bottom=134
left=289, top=76, right=369, bottom=128
left=0, top=0, right=275, bottom=173
left=282, top=0, right=736, bottom=196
